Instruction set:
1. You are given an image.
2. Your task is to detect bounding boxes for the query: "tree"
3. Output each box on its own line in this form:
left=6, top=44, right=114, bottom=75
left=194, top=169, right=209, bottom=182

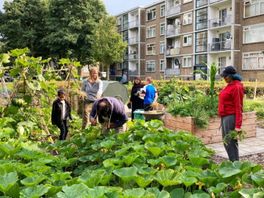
left=91, top=16, right=127, bottom=76
left=0, top=0, right=49, bottom=56
left=43, top=0, right=107, bottom=62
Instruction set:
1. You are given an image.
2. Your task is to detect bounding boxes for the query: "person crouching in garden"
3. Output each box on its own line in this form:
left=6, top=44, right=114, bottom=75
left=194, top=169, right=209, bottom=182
left=51, top=89, right=72, bottom=140
left=89, top=97, right=128, bottom=133
left=218, top=66, right=244, bottom=161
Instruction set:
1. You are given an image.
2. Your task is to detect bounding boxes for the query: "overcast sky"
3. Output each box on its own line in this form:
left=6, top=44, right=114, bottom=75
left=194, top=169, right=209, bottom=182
left=0, top=0, right=156, bottom=15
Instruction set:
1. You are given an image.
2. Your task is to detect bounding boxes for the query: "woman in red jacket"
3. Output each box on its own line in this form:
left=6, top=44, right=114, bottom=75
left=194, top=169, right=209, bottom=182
left=218, top=66, right=244, bottom=161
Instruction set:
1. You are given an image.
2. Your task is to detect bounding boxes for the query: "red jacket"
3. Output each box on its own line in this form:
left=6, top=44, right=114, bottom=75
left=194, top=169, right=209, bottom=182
left=218, top=80, right=244, bottom=129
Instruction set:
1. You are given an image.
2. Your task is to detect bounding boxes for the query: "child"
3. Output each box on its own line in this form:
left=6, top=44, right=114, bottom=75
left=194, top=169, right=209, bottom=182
left=51, top=89, right=72, bottom=140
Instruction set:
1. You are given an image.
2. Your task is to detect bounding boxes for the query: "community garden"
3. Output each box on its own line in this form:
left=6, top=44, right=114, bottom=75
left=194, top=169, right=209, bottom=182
left=0, top=49, right=264, bottom=197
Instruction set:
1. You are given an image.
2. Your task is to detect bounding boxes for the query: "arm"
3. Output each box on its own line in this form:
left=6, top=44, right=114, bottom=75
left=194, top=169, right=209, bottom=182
left=232, top=86, right=244, bottom=130
left=66, top=101, right=72, bottom=120
left=51, top=101, right=57, bottom=125
left=153, top=89, right=158, bottom=103
left=97, top=80, right=103, bottom=99
left=89, top=101, right=98, bottom=125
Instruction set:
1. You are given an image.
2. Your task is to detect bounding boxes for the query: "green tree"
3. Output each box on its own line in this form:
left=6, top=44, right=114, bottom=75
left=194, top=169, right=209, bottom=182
left=91, top=16, right=127, bottom=75
left=0, top=0, right=49, bottom=56
left=43, top=0, right=107, bottom=62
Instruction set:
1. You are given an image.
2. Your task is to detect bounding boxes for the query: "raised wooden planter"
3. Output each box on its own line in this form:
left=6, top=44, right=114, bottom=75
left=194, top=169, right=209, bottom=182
left=164, top=112, right=257, bottom=144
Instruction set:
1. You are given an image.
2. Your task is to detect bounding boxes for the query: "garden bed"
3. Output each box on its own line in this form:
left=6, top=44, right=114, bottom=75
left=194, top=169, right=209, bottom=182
left=164, top=111, right=256, bottom=144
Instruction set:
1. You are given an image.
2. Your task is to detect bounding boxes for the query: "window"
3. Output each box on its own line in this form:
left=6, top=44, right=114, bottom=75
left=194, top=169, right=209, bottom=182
left=160, top=23, right=165, bottom=35
left=196, top=0, right=208, bottom=8
left=218, top=57, right=227, bottom=73
left=183, top=12, right=192, bottom=25
left=243, top=51, right=264, bottom=70
left=147, top=8, right=156, bottom=21
left=160, top=41, right=165, bottom=54
left=146, top=61, right=156, bottom=72
left=160, top=59, right=165, bottom=71
left=182, top=56, right=192, bottom=68
left=147, top=26, right=156, bottom=38
left=195, top=31, right=207, bottom=52
left=244, top=0, right=264, bottom=18
left=160, top=4, right=165, bottom=17
left=173, top=0, right=181, bottom=6
left=183, top=34, right=192, bottom=46
left=183, top=0, right=192, bottom=3
left=146, top=44, right=156, bottom=55
left=243, top=24, right=264, bottom=43
left=196, top=8, right=208, bottom=30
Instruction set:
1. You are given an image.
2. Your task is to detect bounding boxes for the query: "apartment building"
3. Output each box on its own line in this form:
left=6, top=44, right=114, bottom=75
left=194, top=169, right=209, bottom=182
left=114, top=7, right=146, bottom=80
left=145, top=1, right=166, bottom=79
left=114, top=0, right=264, bottom=81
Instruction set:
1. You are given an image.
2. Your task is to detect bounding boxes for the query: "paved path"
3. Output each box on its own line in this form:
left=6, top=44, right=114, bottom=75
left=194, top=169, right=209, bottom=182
left=207, top=128, right=264, bottom=158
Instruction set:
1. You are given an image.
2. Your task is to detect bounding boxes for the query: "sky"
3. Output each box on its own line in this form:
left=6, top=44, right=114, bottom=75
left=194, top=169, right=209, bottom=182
left=0, top=0, right=155, bottom=15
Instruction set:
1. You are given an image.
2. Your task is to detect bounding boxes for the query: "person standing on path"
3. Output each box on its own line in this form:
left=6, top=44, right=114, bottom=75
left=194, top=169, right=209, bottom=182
left=129, top=77, right=144, bottom=120
left=51, top=89, right=72, bottom=140
left=142, top=77, right=158, bottom=111
left=81, top=67, right=103, bottom=129
left=218, top=66, right=244, bottom=161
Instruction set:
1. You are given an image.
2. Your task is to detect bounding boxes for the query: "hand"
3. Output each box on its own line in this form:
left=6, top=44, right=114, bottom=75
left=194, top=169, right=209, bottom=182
left=90, top=118, right=97, bottom=126
left=235, top=128, right=242, bottom=133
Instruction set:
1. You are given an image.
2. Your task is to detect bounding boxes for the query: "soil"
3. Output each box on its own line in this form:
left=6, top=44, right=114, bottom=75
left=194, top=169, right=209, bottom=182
left=212, top=153, right=264, bottom=167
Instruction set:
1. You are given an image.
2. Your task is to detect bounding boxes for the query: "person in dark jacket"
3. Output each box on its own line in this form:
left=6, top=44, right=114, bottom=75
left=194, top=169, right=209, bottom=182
left=90, top=97, right=128, bottom=133
left=129, top=77, right=144, bottom=120
left=51, top=89, right=72, bottom=140
left=218, top=66, right=244, bottom=161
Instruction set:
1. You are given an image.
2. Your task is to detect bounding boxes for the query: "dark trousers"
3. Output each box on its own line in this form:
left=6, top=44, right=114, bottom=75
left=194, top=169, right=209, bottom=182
left=221, top=115, right=239, bottom=161
left=57, top=120, right=68, bottom=140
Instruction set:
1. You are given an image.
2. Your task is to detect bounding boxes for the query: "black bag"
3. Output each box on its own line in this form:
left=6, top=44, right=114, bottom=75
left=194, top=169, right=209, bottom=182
left=127, top=102, right=132, bottom=109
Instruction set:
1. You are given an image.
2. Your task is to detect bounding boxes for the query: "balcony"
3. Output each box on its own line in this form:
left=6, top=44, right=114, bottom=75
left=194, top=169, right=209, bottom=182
left=166, top=27, right=181, bottom=37
left=128, top=53, right=138, bottom=60
left=209, top=15, right=232, bottom=28
left=209, top=0, right=228, bottom=4
left=165, top=68, right=180, bottom=77
left=124, top=54, right=128, bottom=60
left=128, top=37, right=139, bottom=45
left=166, top=47, right=180, bottom=56
left=208, top=40, right=231, bottom=52
left=129, top=21, right=139, bottom=29
left=196, top=0, right=208, bottom=7
left=167, top=5, right=181, bottom=17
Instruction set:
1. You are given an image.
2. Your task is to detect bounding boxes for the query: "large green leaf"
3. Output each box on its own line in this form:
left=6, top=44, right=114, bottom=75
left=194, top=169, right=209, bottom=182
left=239, top=188, right=264, bottom=198
left=155, top=169, right=180, bottom=187
left=135, top=175, right=153, bottom=188
left=21, top=175, right=46, bottom=187
left=123, top=153, right=139, bottom=166
left=20, top=185, right=50, bottom=198
left=145, top=188, right=170, bottom=198
left=170, top=188, right=184, bottom=198
left=208, top=183, right=227, bottom=194
left=251, top=170, right=264, bottom=186
left=0, top=172, right=18, bottom=193
left=113, top=167, right=138, bottom=182
left=218, top=162, right=242, bottom=178
left=145, top=144, right=163, bottom=157
left=123, top=188, right=145, bottom=198
left=56, top=184, right=90, bottom=198
left=191, top=192, right=210, bottom=198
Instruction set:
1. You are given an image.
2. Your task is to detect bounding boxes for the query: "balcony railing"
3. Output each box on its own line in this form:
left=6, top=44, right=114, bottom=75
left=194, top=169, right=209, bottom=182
left=196, top=0, right=208, bottom=7
left=129, top=21, right=139, bottom=29
left=128, top=37, right=139, bottom=45
left=165, top=68, right=180, bottom=77
left=208, top=40, right=231, bottom=52
left=209, top=0, right=228, bottom=4
left=166, top=47, right=180, bottom=56
left=166, top=27, right=181, bottom=37
left=128, top=53, right=138, bottom=60
left=209, top=15, right=232, bottom=28
left=167, top=5, right=181, bottom=16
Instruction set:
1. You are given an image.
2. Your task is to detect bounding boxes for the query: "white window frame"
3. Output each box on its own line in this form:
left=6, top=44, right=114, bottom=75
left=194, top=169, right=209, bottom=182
left=160, top=41, right=165, bottom=54
left=183, top=12, right=192, bottom=25
left=160, top=4, right=165, bottom=17
left=146, top=43, right=156, bottom=55
left=160, top=59, right=165, bottom=71
left=146, top=60, right=156, bottom=72
left=160, top=23, right=165, bottom=35
left=242, top=51, right=264, bottom=70
left=243, top=23, right=264, bottom=44
left=183, top=34, right=192, bottom=46
left=147, top=26, right=156, bottom=38
left=173, top=0, right=181, bottom=6
left=182, top=56, right=192, bottom=68
left=244, top=0, right=264, bottom=18
left=147, top=7, right=157, bottom=21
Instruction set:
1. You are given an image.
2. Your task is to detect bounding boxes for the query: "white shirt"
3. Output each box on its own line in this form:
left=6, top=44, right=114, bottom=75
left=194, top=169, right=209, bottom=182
left=61, top=100, right=66, bottom=120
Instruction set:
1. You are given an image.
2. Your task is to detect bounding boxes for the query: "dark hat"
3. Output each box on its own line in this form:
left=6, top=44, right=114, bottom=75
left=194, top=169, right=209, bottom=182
left=57, top=89, right=65, bottom=95
left=221, top=66, right=237, bottom=77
